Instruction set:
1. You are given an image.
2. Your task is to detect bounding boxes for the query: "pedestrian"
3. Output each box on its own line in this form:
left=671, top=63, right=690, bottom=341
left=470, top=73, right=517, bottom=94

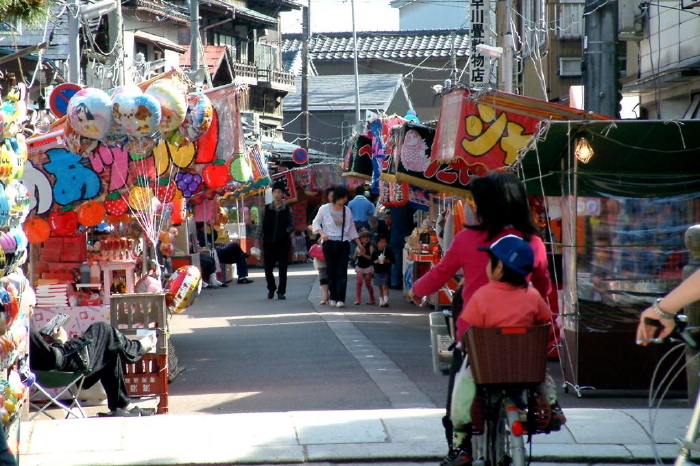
left=353, top=229, right=375, bottom=305
left=408, top=172, right=552, bottom=466
left=29, top=321, right=157, bottom=417
left=372, top=234, right=394, bottom=307
left=312, top=185, right=365, bottom=308
left=257, top=181, right=294, bottom=300
left=309, top=187, right=335, bottom=305
left=388, top=204, right=415, bottom=290
left=348, top=185, right=376, bottom=265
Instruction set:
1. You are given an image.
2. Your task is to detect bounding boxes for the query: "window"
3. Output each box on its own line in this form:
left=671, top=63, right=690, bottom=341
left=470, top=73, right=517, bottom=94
left=521, top=0, right=547, bottom=56
left=255, top=43, right=278, bottom=71
left=558, top=2, right=584, bottom=39
left=559, top=56, right=582, bottom=76
left=135, top=42, right=149, bottom=60
left=214, top=33, right=235, bottom=47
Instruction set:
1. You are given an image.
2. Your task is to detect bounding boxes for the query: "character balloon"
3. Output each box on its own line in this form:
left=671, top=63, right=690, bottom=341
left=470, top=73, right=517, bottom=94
left=66, top=88, right=114, bottom=140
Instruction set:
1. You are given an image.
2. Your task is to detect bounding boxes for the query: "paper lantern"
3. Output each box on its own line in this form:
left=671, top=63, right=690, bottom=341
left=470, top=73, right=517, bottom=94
left=164, top=265, right=202, bottom=314
left=66, top=88, right=114, bottom=140
left=24, top=218, right=51, bottom=244
left=77, top=201, right=106, bottom=227
left=389, top=182, right=409, bottom=207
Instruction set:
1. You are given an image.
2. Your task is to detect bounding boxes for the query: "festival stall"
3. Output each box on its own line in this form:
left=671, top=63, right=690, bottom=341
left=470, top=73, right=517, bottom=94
left=21, top=70, right=251, bottom=411
left=517, top=119, right=700, bottom=393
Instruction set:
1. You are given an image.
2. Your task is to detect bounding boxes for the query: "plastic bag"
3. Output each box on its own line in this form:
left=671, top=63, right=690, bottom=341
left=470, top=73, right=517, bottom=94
left=451, top=355, right=477, bottom=426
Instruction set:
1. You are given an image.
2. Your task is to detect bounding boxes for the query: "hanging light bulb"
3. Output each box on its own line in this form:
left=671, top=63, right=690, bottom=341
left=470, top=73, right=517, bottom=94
left=575, top=136, right=594, bottom=163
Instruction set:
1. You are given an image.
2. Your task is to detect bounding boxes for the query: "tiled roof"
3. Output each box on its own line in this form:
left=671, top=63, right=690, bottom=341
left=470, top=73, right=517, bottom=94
left=283, top=74, right=404, bottom=112
left=281, top=30, right=470, bottom=61
left=180, top=45, right=229, bottom=74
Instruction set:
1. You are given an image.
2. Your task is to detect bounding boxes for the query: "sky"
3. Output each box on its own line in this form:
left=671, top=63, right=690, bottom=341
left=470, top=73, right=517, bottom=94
left=280, top=0, right=400, bottom=34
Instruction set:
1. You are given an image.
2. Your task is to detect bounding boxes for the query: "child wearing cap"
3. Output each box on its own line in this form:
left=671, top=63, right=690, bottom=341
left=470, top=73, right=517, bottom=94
left=353, top=229, right=376, bottom=305
left=450, top=235, right=564, bottom=464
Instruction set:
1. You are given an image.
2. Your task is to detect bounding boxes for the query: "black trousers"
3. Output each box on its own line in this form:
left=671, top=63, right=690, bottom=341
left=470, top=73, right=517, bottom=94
left=263, top=242, right=289, bottom=295
left=62, top=322, right=143, bottom=411
left=323, top=240, right=351, bottom=302
left=216, top=242, right=249, bottom=278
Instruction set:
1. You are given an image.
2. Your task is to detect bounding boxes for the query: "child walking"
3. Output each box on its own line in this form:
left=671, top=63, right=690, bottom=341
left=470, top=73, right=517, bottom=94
left=354, top=229, right=375, bottom=305
left=371, top=235, right=394, bottom=307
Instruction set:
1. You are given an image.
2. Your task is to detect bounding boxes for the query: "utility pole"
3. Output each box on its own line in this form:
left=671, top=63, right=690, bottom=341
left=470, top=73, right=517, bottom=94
left=109, top=0, right=125, bottom=85
left=583, top=0, right=619, bottom=116
left=300, top=4, right=310, bottom=150
left=350, top=0, right=362, bottom=133
left=190, top=0, right=200, bottom=72
left=502, top=0, right=514, bottom=93
left=68, top=0, right=81, bottom=83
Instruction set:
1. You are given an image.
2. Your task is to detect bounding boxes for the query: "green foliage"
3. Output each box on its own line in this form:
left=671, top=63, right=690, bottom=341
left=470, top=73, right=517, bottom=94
left=0, top=0, right=53, bottom=26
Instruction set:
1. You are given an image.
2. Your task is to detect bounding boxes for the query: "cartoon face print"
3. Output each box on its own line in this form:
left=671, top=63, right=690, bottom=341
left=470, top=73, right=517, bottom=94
left=43, top=148, right=102, bottom=205
left=0, top=183, right=11, bottom=228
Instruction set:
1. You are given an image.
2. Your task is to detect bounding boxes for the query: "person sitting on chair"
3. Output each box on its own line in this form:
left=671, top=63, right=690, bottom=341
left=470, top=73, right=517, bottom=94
left=29, top=321, right=157, bottom=417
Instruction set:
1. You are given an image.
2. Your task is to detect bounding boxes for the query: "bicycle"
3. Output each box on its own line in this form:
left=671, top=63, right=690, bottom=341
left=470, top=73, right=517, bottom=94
left=643, top=314, right=700, bottom=466
left=464, top=324, right=552, bottom=466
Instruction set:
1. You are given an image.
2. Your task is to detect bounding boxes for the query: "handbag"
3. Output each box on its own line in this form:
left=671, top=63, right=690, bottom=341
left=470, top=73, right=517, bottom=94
left=309, top=243, right=325, bottom=261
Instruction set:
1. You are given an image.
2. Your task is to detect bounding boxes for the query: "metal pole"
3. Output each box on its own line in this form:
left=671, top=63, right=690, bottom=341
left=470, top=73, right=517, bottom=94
left=350, top=0, right=362, bottom=132
left=300, top=5, right=310, bottom=150
left=502, top=0, right=514, bottom=93
left=68, top=0, right=81, bottom=84
left=109, top=0, right=125, bottom=85
left=190, top=0, right=199, bottom=72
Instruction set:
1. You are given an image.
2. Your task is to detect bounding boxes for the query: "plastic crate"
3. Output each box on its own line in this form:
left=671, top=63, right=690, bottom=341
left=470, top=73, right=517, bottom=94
left=430, top=311, right=453, bottom=375
left=465, top=324, right=550, bottom=385
left=110, top=293, right=169, bottom=413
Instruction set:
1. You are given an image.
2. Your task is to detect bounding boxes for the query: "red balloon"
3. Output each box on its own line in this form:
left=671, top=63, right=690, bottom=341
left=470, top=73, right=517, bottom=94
left=194, top=108, right=218, bottom=163
left=164, top=266, right=202, bottom=314
left=48, top=210, right=79, bottom=237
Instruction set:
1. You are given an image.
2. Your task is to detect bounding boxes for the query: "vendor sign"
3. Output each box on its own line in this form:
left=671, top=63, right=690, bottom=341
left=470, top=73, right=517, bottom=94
left=343, top=135, right=372, bottom=180
left=271, top=171, right=297, bottom=203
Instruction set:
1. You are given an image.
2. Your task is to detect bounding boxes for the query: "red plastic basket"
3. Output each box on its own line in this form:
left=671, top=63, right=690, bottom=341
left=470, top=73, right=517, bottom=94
left=465, top=324, right=550, bottom=385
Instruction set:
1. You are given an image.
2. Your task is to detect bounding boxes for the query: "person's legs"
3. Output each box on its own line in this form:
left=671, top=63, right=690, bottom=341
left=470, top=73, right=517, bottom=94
left=335, top=242, right=350, bottom=303
left=0, top=423, right=17, bottom=466
left=236, top=256, right=249, bottom=279
left=365, top=276, right=375, bottom=303
left=381, top=285, right=390, bottom=305
left=277, top=247, right=289, bottom=296
left=263, top=242, right=278, bottom=294
left=74, top=322, right=142, bottom=412
left=355, top=274, right=363, bottom=304
left=323, top=243, right=341, bottom=302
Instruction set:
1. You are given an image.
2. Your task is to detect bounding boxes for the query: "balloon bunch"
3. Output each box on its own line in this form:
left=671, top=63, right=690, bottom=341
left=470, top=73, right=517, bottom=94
left=65, top=79, right=214, bottom=159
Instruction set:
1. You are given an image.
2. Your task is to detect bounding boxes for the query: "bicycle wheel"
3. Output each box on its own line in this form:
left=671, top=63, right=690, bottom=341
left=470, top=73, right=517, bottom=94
left=493, top=397, right=526, bottom=466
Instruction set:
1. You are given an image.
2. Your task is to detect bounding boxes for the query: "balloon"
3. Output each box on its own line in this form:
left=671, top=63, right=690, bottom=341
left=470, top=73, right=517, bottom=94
left=0, top=184, right=10, bottom=228
left=0, top=232, right=15, bottom=252
left=11, top=134, right=27, bottom=180
left=125, top=136, right=157, bottom=160
left=0, top=140, right=18, bottom=182
left=229, top=154, right=252, bottom=183
left=180, top=92, right=213, bottom=142
left=164, top=265, right=202, bottom=314
left=194, top=107, right=218, bottom=163
left=145, top=80, right=187, bottom=133
left=24, top=218, right=51, bottom=244
left=77, top=201, right=106, bottom=227
left=66, top=88, right=114, bottom=140
left=113, top=90, right=162, bottom=138
left=171, top=198, right=186, bottom=224
left=64, top=120, right=99, bottom=157
left=9, top=228, right=27, bottom=255
left=135, top=275, right=163, bottom=293
left=5, top=180, right=29, bottom=227
left=108, top=84, right=142, bottom=98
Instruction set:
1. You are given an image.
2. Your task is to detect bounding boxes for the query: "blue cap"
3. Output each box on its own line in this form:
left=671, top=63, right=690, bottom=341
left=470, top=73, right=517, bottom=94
left=478, top=234, right=534, bottom=276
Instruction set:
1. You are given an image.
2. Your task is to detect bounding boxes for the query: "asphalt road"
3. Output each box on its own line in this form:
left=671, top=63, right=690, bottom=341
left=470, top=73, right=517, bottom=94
left=165, top=262, right=684, bottom=416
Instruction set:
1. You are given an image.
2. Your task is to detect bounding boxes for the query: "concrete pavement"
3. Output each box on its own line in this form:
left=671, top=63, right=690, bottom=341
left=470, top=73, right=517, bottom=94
left=19, top=407, right=692, bottom=465
left=18, top=266, right=694, bottom=465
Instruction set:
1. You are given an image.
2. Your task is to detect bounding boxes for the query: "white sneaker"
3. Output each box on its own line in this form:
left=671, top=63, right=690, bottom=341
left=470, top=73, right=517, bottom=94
left=329, top=300, right=337, bottom=307
left=336, top=301, right=345, bottom=308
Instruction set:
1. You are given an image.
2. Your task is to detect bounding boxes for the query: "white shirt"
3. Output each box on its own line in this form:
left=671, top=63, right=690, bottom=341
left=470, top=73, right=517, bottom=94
left=312, top=203, right=359, bottom=241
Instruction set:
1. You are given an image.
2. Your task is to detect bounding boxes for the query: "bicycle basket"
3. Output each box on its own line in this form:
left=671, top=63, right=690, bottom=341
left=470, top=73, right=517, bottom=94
left=465, top=324, right=550, bottom=385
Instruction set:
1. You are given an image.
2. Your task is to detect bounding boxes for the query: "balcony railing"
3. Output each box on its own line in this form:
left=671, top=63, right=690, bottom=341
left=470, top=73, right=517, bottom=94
left=257, top=67, right=296, bottom=91
left=233, top=61, right=258, bottom=85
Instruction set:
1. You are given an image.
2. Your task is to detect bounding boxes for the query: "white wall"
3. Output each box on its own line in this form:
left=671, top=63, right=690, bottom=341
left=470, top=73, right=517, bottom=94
left=639, top=5, right=700, bottom=77
left=398, top=1, right=468, bottom=30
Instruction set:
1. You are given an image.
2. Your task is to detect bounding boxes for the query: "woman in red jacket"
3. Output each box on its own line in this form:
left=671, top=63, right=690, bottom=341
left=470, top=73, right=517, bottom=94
left=409, top=172, right=551, bottom=466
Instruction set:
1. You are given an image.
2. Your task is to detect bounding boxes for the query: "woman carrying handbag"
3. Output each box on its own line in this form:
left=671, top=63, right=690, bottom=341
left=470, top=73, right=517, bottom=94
left=311, top=186, right=365, bottom=308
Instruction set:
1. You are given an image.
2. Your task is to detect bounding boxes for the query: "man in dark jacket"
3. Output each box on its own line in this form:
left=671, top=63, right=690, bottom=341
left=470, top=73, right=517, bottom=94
left=257, top=181, right=294, bottom=299
left=29, top=321, right=156, bottom=417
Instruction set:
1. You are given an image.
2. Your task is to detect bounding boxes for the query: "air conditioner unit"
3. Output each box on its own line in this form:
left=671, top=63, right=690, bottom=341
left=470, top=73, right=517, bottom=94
left=618, top=0, right=646, bottom=40
left=559, top=57, right=582, bottom=77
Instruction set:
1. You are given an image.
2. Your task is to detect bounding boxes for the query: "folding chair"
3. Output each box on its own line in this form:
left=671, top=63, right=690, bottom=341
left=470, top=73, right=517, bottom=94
left=29, top=339, right=92, bottom=420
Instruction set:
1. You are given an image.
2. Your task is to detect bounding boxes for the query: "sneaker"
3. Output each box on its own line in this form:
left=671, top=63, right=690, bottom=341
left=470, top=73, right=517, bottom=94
left=336, top=301, right=345, bottom=308
left=267, top=291, right=275, bottom=299
left=278, top=294, right=286, bottom=300
left=367, top=301, right=376, bottom=305
left=329, top=300, right=337, bottom=307
left=439, top=447, right=472, bottom=466
left=548, top=404, right=567, bottom=431
left=237, top=278, right=254, bottom=284
left=354, top=301, right=361, bottom=305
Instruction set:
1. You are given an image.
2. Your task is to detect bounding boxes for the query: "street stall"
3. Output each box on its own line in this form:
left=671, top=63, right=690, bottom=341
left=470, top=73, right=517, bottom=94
left=517, top=119, right=700, bottom=394
left=21, top=71, right=248, bottom=412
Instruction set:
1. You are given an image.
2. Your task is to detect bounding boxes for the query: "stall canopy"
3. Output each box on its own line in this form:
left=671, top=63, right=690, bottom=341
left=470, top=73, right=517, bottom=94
left=518, top=119, right=700, bottom=198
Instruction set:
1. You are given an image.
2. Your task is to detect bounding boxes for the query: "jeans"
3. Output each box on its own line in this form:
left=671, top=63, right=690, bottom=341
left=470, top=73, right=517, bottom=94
left=323, top=240, right=351, bottom=302
left=263, top=242, right=289, bottom=295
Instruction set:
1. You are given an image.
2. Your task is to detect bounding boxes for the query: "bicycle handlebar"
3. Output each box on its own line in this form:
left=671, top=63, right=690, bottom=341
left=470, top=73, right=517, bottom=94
left=642, top=314, right=699, bottom=350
